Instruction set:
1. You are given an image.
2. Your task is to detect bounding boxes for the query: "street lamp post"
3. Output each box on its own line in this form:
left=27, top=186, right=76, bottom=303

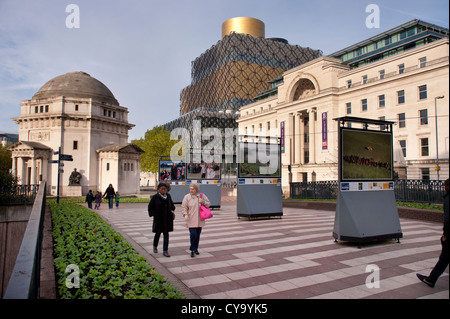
left=434, top=95, right=445, bottom=181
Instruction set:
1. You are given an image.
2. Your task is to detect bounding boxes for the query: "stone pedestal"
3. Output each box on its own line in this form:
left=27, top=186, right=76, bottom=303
left=63, top=185, right=82, bottom=197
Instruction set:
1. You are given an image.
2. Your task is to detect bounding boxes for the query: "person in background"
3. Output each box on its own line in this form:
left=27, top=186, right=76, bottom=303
left=115, top=191, right=120, bottom=207
left=103, top=184, right=116, bottom=209
left=85, top=189, right=94, bottom=209
left=94, top=191, right=102, bottom=209
left=417, top=178, right=449, bottom=287
left=181, top=182, right=210, bottom=258
left=148, top=182, right=175, bottom=257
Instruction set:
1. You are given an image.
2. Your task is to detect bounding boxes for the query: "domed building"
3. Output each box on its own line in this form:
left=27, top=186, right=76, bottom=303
left=10, top=71, right=143, bottom=196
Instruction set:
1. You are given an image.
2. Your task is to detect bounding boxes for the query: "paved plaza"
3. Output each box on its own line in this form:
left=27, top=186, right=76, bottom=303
left=94, top=197, right=448, bottom=299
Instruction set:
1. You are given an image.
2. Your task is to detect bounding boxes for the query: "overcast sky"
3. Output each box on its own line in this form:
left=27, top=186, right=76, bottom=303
left=0, top=0, right=448, bottom=141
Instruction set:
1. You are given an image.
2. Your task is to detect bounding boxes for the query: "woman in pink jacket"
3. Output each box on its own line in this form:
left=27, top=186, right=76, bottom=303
left=181, top=182, right=210, bottom=257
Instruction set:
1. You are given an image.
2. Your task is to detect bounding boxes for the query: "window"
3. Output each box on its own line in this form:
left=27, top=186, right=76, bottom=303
left=398, top=64, right=405, bottom=74
left=399, top=140, right=406, bottom=157
left=304, top=151, right=309, bottom=164
left=419, top=57, right=427, bottom=68
left=45, top=105, right=49, bottom=112
left=113, top=111, right=116, bottom=118
left=419, top=85, right=427, bottom=100
left=347, top=80, right=352, bottom=88
left=362, top=75, right=368, bottom=84
left=421, top=138, right=429, bottom=156
left=40, top=105, right=43, bottom=113
left=73, top=141, right=78, bottom=150
left=131, top=163, right=134, bottom=171
left=108, top=110, right=111, bottom=117
left=379, top=69, right=385, bottom=79
left=346, top=102, right=351, bottom=114
left=106, top=163, right=110, bottom=171
left=361, top=99, right=368, bottom=112
left=421, top=168, right=430, bottom=180
left=398, top=113, right=406, bottom=128
left=397, top=90, right=405, bottom=104
left=35, top=106, right=38, bottom=113
left=267, top=121, right=270, bottom=130
left=75, top=104, right=79, bottom=111
left=103, top=109, right=107, bottom=116
left=378, top=95, right=385, bottom=108
left=419, top=109, right=428, bottom=125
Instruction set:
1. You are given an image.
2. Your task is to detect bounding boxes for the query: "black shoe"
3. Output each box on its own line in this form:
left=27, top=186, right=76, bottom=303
left=153, top=247, right=158, bottom=253
left=417, top=273, right=435, bottom=288
left=163, top=251, right=170, bottom=257
left=194, top=251, right=200, bottom=255
left=190, top=251, right=195, bottom=258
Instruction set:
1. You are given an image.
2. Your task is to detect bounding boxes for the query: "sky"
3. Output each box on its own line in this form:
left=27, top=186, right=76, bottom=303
left=0, top=0, right=448, bottom=141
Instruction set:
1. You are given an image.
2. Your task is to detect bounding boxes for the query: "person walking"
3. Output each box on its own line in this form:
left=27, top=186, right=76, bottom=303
left=103, top=184, right=116, bottom=209
left=94, top=191, right=102, bottom=209
left=115, top=191, right=120, bottom=207
left=181, top=182, right=210, bottom=257
left=85, top=189, right=94, bottom=209
left=148, top=182, right=175, bottom=257
left=417, top=178, right=449, bottom=287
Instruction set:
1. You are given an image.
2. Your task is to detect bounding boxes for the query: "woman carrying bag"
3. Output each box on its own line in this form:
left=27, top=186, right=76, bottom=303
left=181, top=182, right=211, bottom=257
left=148, top=182, right=175, bottom=257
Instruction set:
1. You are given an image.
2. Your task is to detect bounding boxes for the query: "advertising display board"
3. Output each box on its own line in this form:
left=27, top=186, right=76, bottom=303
left=333, top=117, right=402, bottom=244
left=341, top=128, right=393, bottom=181
left=237, top=137, right=283, bottom=219
left=158, top=158, right=187, bottom=203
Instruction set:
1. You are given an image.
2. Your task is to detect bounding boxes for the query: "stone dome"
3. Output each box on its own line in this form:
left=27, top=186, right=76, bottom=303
left=32, top=71, right=118, bottom=104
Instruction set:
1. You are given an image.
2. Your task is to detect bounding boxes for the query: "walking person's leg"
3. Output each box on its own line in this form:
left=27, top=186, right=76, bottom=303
left=153, top=232, right=161, bottom=253
left=163, top=232, right=170, bottom=257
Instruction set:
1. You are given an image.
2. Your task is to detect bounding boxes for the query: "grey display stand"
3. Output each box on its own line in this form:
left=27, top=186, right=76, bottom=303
left=333, top=117, right=403, bottom=244
left=237, top=184, right=283, bottom=219
left=333, top=188, right=403, bottom=243
left=168, top=184, right=188, bottom=204
left=197, top=183, right=221, bottom=209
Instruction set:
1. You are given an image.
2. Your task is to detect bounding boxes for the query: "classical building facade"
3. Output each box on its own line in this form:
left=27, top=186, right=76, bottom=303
left=237, top=21, right=449, bottom=195
left=10, top=71, right=143, bottom=196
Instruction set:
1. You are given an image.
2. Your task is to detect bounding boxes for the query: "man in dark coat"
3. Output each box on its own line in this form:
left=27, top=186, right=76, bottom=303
left=417, top=178, right=449, bottom=287
left=148, top=182, right=175, bottom=257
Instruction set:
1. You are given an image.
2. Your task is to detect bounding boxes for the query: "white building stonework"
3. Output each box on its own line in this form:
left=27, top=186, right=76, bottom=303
left=10, top=71, right=143, bottom=196
left=237, top=37, right=449, bottom=196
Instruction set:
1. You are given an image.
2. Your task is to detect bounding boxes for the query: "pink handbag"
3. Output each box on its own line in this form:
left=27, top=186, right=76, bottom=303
left=199, top=193, right=213, bottom=220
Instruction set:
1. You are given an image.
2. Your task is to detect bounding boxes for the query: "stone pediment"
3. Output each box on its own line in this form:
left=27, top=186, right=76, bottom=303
left=96, top=143, right=144, bottom=154
left=8, top=140, right=52, bottom=152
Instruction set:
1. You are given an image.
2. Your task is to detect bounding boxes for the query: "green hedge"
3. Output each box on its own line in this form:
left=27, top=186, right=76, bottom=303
left=50, top=203, right=185, bottom=299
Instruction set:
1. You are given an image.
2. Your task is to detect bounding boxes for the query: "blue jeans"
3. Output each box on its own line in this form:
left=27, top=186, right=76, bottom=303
left=189, top=227, right=202, bottom=252
left=108, top=197, right=113, bottom=208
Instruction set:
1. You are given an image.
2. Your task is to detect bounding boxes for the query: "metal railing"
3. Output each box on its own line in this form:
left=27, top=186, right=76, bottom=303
left=3, top=182, right=46, bottom=299
left=0, top=184, right=40, bottom=206
left=290, top=179, right=446, bottom=205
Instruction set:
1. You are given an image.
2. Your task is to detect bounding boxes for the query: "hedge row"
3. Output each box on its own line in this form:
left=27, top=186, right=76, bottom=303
left=50, top=203, right=185, bottom=299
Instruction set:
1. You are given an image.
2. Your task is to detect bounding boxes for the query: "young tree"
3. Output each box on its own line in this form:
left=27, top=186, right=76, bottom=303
left=133, top=126, right=183, bottom=177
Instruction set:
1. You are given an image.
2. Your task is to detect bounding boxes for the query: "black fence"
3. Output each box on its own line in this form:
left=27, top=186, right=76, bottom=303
left=0, top=184, right=40, bottom=206
left=290, top=180, right=446, bottom=205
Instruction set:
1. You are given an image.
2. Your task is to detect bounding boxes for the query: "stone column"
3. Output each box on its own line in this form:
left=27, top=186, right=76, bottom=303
left=31, top=157, right=36, bottom=185
left=309, top=109, right=316, bottom=164
left=298, top=112, right=304, bottom=164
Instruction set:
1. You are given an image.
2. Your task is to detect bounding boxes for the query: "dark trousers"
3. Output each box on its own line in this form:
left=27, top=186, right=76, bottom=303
left=154, top=232, right=169, bottom=252
left=108, top=197, right=114, bottom=208
left=428, top=237, right=449, bottom=284
left=189, top=227, right=202, bottom=252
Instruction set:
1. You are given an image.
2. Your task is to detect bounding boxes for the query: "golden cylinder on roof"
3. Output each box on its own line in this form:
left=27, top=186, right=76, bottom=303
left=222, top=17, right=265, bottom=39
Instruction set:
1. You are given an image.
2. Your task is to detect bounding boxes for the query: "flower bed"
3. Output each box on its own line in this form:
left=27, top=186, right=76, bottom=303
left=50, top=203, right=185, bottom=299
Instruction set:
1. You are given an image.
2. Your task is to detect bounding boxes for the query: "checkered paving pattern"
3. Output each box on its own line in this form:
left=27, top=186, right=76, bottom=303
left=96, top=201, right=448, bottom=299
